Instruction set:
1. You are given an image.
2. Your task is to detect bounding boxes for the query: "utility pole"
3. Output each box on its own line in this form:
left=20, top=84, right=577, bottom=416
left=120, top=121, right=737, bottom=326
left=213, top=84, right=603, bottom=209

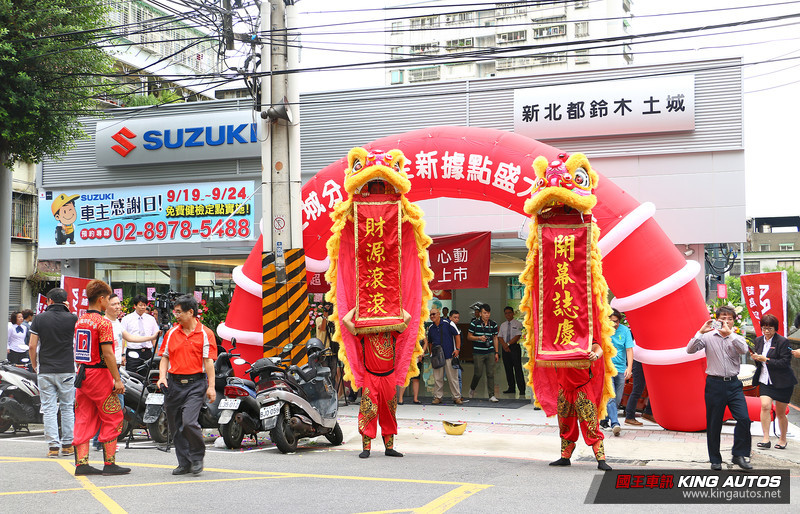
left=0, top=162, right=10, bottom=356
left=260, top=0, right=310, bottom=363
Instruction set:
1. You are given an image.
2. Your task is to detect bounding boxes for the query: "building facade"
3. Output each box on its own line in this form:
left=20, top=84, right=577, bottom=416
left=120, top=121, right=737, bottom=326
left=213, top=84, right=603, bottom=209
left=385, top=0, right=633, bottom=86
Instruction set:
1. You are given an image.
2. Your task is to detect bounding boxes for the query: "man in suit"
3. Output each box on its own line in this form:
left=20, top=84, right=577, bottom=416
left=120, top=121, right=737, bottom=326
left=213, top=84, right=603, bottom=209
left=752, top=314, right=797, bottom=450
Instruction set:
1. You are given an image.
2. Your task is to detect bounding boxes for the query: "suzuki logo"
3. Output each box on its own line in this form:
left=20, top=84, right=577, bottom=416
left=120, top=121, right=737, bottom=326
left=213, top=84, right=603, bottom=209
left=111, top=127, right=137, bottom=157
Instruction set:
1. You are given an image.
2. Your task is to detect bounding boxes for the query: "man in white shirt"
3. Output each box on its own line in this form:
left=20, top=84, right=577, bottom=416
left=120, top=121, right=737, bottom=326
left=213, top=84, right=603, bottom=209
left=498, top=306, right=526, bottom=396
left=121, top=294, right=160, bottom=375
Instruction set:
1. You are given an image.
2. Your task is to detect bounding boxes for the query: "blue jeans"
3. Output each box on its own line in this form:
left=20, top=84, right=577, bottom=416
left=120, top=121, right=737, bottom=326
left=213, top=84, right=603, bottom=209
left=37, top=373, right=75, bottom=447
left=605, top=373, right=626, bottom=427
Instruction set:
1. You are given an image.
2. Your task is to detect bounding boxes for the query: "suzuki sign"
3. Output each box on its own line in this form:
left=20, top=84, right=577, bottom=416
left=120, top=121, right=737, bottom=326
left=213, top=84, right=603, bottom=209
left=96, top=110, right=262, bottom=166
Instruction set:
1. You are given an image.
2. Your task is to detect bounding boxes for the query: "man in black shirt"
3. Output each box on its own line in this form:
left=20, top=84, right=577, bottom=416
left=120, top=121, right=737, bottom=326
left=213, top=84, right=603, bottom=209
left=28, top=288, right=78, bottom=458
left=467, top=304, right=500, bottom=402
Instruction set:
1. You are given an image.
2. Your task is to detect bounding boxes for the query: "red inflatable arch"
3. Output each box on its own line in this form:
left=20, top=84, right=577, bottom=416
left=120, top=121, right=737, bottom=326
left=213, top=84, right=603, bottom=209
left=219, top=126, right=759, bottom=432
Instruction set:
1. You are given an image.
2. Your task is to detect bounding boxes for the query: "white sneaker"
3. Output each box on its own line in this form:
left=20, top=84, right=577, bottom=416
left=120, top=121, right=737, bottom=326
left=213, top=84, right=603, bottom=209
left=468, top=389, right=475, bottom=399
left=489, top=395, right=499, bottom=402
left=612, top=425, right=621, bottom=436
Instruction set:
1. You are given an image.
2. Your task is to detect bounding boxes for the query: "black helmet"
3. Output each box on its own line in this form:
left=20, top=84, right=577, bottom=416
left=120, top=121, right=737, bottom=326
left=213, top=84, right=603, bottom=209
left=306, top=338, right=325, bottom=355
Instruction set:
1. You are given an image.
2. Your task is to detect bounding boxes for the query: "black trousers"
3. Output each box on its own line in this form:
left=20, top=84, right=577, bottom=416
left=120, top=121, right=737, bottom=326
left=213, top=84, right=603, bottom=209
left=625, top=360, right=652, bottom=419
left=502, top=343, right=526, bottom=393
left=704, top=375, right=751, bottom=464
left=165, top=376, right=206, bottom=467
left=126, top=347, right=153, bottom=376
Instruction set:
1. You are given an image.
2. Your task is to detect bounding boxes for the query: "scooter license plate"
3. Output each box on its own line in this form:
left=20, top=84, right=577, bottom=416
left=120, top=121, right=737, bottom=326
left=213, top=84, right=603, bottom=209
left=260, top=404, right=280, bottom=420
left=145, top=393, right=165, bottom=405
left=219, top=398, right=241, bottom=410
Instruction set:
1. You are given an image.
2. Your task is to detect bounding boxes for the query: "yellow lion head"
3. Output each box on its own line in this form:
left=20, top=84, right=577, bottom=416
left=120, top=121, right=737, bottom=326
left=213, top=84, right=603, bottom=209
left=343, top=147, right=411, bottom=196
left=523, top=152, right=598, bottom=215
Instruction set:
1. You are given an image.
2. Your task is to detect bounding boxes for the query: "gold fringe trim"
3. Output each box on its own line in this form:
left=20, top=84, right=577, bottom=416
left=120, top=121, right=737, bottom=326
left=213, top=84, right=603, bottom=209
left=355, top=322, right=408, bottom=335
left=535, top=359, right=590, bottom=369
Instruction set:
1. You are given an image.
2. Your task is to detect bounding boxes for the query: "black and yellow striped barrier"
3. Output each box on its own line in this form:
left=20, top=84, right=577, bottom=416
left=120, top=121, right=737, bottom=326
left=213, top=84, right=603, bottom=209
left=262, top=248, right=310, bottom=365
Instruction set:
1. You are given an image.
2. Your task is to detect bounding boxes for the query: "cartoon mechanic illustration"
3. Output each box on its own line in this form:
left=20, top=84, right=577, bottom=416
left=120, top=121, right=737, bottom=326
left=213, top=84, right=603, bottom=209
left=51, top=193, right=79, bottom=245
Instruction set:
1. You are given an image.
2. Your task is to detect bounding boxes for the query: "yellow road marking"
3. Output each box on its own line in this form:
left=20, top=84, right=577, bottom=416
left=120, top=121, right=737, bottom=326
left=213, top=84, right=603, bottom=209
left=55, top=460, right=127, bottom=514
left=2, top=457, right=491, bottom=513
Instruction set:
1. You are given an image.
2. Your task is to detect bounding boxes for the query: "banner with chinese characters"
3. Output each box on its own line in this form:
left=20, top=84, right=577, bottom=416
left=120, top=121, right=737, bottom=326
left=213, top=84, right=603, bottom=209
left=38, top=181, right=255, bottom=249
left=36, top=294, right=49, bottom=314
left=61, top=276, right=93, bottom=316
left=740, top=271, right=788, bottom=337
left=354, top=200, right=404, bottom=332
left=306, top=271, right=329, bottom=293
left=536, top=213, right=593, bottom=365
left=428, top=232, right=490, bottom=290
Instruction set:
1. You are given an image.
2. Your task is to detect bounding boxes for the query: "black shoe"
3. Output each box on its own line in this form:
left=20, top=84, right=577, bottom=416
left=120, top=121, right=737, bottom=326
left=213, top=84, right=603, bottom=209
left=103, top=464, right=131, bottom=476
left=597, top=460, right=612, bottom=471
left=172, top=465, right=190, bottom=475
left=502, top=389, right=515, bottom=394
left=75, top=464, right=103, bottom=476
left=549, top=457, right=570, bottom=466
left=190, top=461, right=203, bottom=475
left=359, top=450, right=370, bottom=459
left=599, top=420, right=609, bottom=429
left=710, top=463, right=722, bottom=471
left=385, top=448, right=403, bottom=457
left=756, top=441, right=771, bottom=449
left=732, top=455, right=753, bottom=470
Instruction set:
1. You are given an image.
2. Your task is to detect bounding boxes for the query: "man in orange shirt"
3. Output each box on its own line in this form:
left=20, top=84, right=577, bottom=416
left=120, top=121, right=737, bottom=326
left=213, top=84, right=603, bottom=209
left=156, top=295, right=217, bottom=475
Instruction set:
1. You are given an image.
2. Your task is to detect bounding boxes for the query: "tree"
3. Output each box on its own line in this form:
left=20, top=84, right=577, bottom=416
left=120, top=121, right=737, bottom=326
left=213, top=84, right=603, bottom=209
left=0, top=0, right=114, bottom=165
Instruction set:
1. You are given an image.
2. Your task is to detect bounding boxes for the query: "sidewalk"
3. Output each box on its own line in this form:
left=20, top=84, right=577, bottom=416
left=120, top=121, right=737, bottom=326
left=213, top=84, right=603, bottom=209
left=335, top=400, right=800, bottom=471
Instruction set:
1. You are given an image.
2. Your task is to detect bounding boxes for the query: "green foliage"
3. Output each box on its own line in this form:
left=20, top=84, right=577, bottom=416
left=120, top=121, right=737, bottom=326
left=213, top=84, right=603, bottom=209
left=0, top=0, right=115, bottom=164
left=124, top=90, right=184, bottom=108
left=764, top=266, right=800, bottom=326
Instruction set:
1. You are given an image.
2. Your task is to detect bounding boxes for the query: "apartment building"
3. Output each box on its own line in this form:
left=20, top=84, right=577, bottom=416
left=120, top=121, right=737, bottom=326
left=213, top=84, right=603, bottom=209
left=385, top=0, right=633, bottom=86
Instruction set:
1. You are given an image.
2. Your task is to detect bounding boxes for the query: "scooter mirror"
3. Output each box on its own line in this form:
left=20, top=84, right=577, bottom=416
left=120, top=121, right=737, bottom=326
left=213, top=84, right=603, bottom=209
left=284, top=343, right=294, bottom=352
left=230, top=338, right=237, bottom=349
left=128, top=351, right=140, bottom=359
left=233, top=358, right=247, bottom=366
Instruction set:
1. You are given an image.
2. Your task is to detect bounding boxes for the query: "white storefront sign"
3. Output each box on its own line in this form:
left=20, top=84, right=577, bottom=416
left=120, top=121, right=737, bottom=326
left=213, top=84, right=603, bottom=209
left=513, top=75, right=695, bottom=139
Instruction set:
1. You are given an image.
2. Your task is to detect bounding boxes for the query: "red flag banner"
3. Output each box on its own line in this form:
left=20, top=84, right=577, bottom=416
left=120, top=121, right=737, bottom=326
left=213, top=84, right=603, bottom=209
left=740, top=271, right=788, bottom=337
left=353, top=199, right=404, bottom=332
left=36, top=294, right=49, bottom=314
left=536, top=212, right=593, bottom=366
left=61, top=276, right=93, bottom=316
left=428, top=232, right=491, bottom=290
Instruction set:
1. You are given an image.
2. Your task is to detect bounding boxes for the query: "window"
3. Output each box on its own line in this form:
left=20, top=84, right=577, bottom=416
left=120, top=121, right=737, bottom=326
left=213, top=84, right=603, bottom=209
left=575, top=22, right=589, bottom=38
left=496, top=53, right=566, bottom=69
left=12, top=192, right=36, bottom=241
left=574, top=0, right=590, bottom=8
left=410, top=16, right=439, bottom=30
left=390, top=46, right=402, bottom=60
left=744, top=261, right=761, bottom=274
left=390, top=70, right=404, bottom=85
left=497, top=2, right=528, bottom=17
left=532, top=17, right=567, bottom=39
left=759, top=244, right=771, bottom=252
left=777, top=260, right=800, bottom=271
left=444, top=12, right=473, bottom=25
left=408, top=66, right=440, bottom=82
left=446, top=38, right=474, bottom=50
left=779, top=243, right=795, bottom=251
left=391, top=21, right=402, bottom=33
left=574, top=49, right=590, bottom=64
left=623, top=43, right=634, bottom=63
left=497, top=30, right=527, bottom=44
left=623, top=0, right=632, bottom=13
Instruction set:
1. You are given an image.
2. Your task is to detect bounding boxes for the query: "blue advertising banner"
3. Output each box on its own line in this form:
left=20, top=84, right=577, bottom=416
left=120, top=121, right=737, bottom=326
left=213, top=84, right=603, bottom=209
left=38, top=181, right=256, bottom=249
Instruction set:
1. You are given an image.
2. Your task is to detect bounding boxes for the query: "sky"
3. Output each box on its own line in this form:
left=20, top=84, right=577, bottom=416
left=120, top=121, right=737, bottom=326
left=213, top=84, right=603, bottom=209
left=292, top=0, right=800, bottom=219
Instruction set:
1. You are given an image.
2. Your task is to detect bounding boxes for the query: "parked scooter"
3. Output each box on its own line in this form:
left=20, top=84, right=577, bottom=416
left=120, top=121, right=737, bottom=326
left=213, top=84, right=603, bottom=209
left=142, top=343, right=235, bottom=443
left=0, top=360, right=42, bottom=433
left=246, top=338, right=342, bottom=453
left=117, top=367, right=148, bottom=441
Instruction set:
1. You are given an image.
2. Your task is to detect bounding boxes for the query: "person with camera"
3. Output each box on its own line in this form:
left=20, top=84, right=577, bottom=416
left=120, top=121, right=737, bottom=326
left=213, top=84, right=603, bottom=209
left=751, top=314, right=796, bottom=450
left=427, top=308, right=462, bottom=405
left=122, top=294, right=160, bottom=375
left=156, top=295, right=217, bottom=476
left=686, top=305, right=752, bottom=470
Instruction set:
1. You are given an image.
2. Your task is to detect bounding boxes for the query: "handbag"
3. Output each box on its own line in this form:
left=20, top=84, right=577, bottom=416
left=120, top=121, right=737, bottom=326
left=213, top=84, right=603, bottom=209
left=450, top=355, right=461, bottom=370
left=430, top=344, right=445, bottom=369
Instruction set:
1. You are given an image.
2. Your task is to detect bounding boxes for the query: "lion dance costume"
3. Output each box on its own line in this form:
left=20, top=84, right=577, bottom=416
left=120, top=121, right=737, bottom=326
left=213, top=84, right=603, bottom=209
left=519, top=153, right=616, bottom=471
left=326, top=147, right=432, bottom=458
left=73, top=311, right=124, bottom=474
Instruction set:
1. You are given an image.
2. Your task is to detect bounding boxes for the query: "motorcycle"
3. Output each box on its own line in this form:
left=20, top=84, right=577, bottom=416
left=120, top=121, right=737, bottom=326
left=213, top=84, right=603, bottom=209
left=241, top=338, right=342, bottom=453
left=0, top=360, right=42, bottom=433
left=117, top=367, right=149, bottom=441
left=142, top=344, right=234, bottom=443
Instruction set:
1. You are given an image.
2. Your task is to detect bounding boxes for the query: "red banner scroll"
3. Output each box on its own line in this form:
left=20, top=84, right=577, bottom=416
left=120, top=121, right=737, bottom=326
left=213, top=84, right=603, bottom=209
left=354, top=198, right=404, bottom=332
left=740, top=271, right=788, bottom=337
left=536, top=212, right=593, bottom=366
left=428, top=232, right=491, bottom=290
left=61, top=276, right=93, bottom=316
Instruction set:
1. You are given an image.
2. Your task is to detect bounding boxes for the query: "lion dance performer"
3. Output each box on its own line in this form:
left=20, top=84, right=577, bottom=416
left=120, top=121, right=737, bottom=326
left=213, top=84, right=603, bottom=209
left=519, top=153, right=616, bottom=471
left=326, top=147, right=432, bottom=458
left=72, top=279, right=130, bottom=476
